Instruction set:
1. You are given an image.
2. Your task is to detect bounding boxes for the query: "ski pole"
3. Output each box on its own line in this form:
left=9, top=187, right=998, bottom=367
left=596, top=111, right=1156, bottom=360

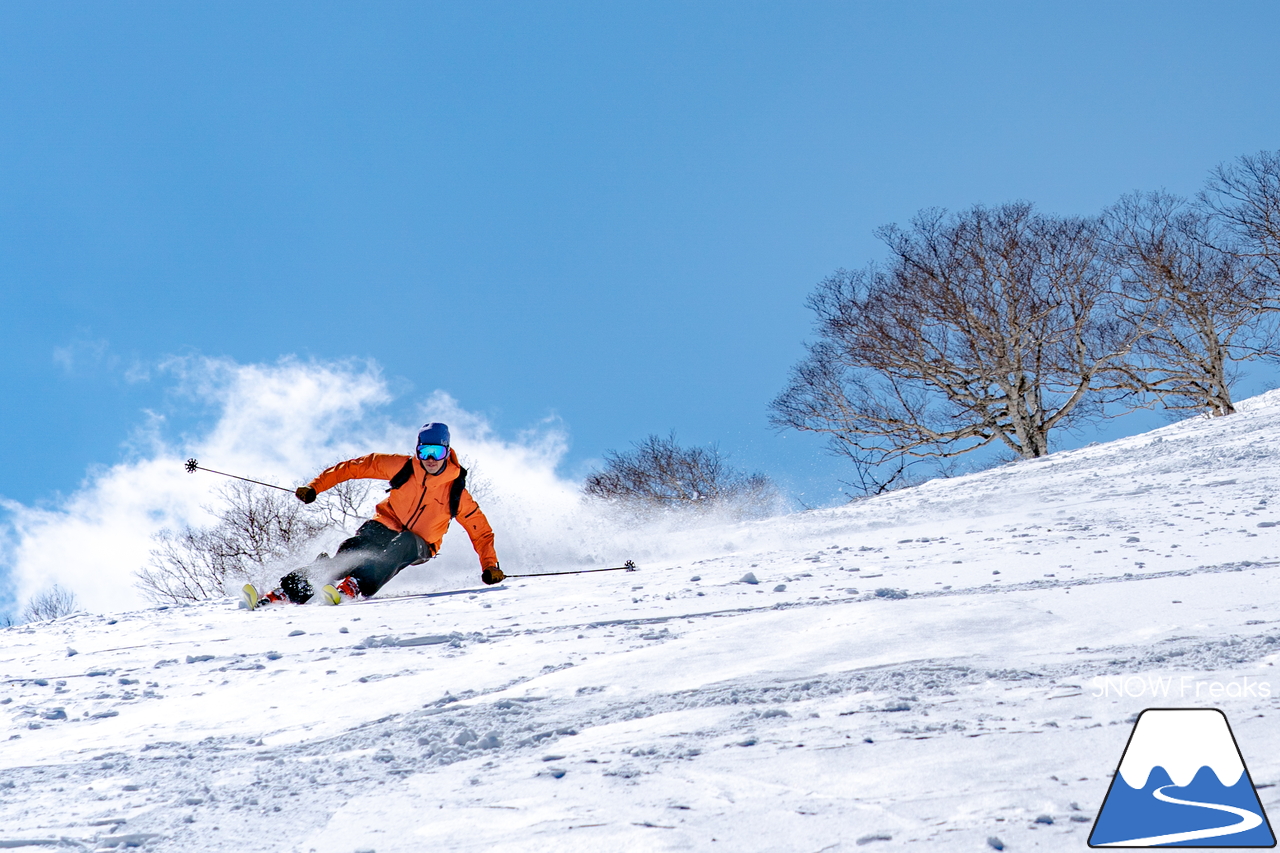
left=505, top=560, right=637, bottom=579
left=184, top=458, right=294, bottom=493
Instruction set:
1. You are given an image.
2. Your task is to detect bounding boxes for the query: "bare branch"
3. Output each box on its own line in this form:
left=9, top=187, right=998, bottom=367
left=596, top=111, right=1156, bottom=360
left=1104, top=190, right=1276, bottom=416
left=1201, top=149, right=1280, bottom=280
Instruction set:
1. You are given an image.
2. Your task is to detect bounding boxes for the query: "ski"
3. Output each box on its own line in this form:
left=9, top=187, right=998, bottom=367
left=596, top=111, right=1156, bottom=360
left=240, top=581, right=509, bottom=611
left=338, top=586, right=505, bottom=606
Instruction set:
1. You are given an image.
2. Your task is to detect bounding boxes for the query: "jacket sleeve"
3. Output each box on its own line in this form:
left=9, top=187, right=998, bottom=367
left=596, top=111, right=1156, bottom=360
left=307, top=454, right=409, bottom=495
left=454, top=488, right=498, bottom=568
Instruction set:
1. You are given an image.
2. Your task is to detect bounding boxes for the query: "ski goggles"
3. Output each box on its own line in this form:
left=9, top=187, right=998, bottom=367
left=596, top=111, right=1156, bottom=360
left=417, top=443, right=449, bottom=462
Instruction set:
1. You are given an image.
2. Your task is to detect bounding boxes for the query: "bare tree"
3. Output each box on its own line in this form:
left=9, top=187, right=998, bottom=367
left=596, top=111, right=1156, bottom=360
left=1105, top=191, right=1275, bottom=416
left=136, top=526, right=239, bottom=604
left=20, top=584, right=80, bottom=622
left=584, top=432, right=779, bottom=516
left=456, top=456, right=493, bottom=504
left=1201, top=149, right=1280, bottom=279
left=137, top=481, right=330, bottom=604
left=772, top=203, right=1149, bottom=492
left=315, top=479, right=378, bottom=531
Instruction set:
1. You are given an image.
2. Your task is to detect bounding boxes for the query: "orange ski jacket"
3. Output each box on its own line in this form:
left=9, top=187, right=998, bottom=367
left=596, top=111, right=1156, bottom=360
left=306, top=450, right=498, bottom=569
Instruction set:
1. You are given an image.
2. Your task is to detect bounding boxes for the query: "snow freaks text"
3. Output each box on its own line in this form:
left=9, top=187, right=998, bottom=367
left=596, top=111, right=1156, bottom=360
left=1091, top=675, right=1273, bottom=700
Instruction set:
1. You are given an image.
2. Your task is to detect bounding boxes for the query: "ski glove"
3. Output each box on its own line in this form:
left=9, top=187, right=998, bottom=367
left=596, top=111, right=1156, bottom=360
left=296, top=486, right=317, bottom=504
left=482, top=566, right=505, bottom=585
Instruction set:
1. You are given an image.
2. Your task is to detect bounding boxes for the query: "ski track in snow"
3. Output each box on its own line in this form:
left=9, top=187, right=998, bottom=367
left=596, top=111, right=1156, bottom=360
left=6, top=395, right=1280, bottom=850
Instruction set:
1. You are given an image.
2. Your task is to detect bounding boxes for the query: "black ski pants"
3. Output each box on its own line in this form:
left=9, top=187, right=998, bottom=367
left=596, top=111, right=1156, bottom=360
left=335, top=520, right=432, bottom=597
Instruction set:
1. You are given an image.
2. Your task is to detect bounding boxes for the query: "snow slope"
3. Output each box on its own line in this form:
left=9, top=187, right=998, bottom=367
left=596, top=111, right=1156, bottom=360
left=6, top=394, right=1280, bottom=852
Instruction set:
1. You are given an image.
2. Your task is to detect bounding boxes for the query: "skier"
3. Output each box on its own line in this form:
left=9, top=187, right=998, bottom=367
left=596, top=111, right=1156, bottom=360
left=248, top=422, right=504, bottom=607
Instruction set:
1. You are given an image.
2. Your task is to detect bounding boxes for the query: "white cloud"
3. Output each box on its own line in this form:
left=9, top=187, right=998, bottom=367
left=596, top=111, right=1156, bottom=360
left=52, top=337, right=111, bottom=374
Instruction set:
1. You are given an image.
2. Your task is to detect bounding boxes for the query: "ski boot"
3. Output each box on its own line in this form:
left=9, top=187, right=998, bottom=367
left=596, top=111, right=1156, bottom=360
left=241, top=584, right=292, bottom=610
left=243, top=569, right=315, bottom=610
left=320, top=575, right=362, bottom=605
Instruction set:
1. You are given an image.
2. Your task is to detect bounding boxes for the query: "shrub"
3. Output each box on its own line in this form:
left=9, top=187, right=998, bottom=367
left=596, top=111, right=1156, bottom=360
left=136, top=481, right=336, bottom=604
left=20, top=584, right=80, bottom=622
left=584, top=432, right=779, bottom=517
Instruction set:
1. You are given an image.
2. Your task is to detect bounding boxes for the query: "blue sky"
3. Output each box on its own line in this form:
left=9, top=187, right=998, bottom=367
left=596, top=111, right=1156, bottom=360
left=4, top=1, right=1280, bottom=512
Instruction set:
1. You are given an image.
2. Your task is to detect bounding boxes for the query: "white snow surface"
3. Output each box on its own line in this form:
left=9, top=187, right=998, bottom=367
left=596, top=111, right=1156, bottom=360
left=6, top=394, right=1280, bottom=851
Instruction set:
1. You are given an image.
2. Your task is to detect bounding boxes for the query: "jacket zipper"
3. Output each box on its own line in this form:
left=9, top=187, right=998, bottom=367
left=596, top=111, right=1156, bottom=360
left=401, top=461, right=434, bottom=534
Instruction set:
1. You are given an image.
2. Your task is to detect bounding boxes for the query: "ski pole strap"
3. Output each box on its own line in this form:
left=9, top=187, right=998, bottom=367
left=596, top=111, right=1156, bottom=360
left=505, top=560, right=637, bottom=579
left=184, top=459, right=294, bottom=493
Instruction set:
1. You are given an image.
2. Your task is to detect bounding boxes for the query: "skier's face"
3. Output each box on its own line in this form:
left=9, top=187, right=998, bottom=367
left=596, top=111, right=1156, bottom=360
left=417, top=442, right=449, bottom=475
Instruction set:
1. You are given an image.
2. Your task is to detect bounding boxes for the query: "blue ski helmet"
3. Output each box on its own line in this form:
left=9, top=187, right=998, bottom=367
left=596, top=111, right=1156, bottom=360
left=416, top=423, right=450, bottom=460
